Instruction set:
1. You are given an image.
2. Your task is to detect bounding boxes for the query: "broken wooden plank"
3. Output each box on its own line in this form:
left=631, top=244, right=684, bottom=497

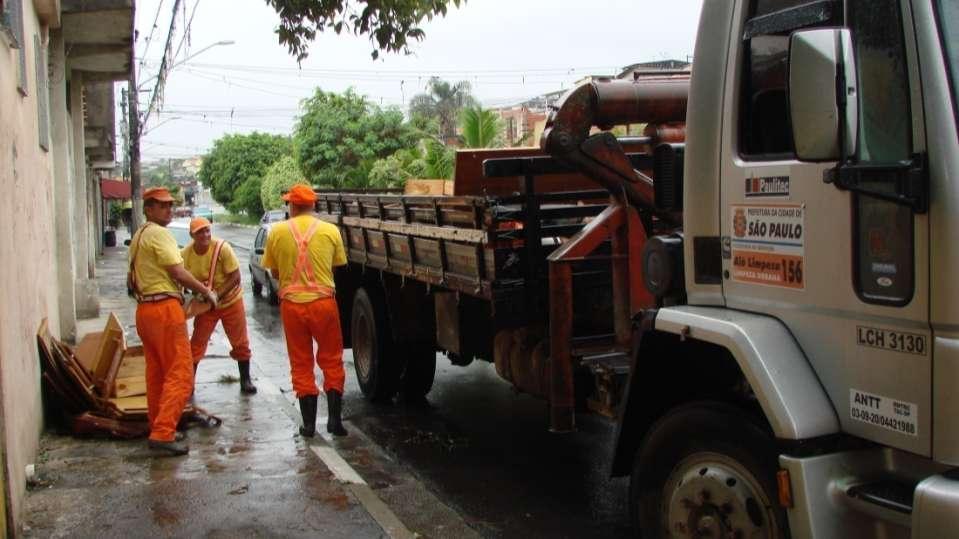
left=70, top=412, right=148, bottom=439
left=108, top=395, right=148, bottom=412
left=115, top=350, right=145, bottom=379
left=92, top=314, right=125, bottom=388
left=73, top=332, right=101, bottom=375
left=52, top=340, right=94, bottom=388
left=114, top=377, right=146, bottom=398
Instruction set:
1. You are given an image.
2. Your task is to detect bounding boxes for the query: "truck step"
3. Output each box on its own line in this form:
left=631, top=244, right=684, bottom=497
left=580, top=352, right=631, bottom=376
left=846, top=479, right=915, bottom=514
left=581, top=352, right=631, bottom=419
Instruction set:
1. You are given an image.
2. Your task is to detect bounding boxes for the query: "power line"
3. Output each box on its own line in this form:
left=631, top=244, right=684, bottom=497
left=142, top=0, right=185, bottom=126
left=171, top=0, right=201, bottom=64
left=138, top=0, right=167, bottom=74
left=141, top=59, right=625, bottom=76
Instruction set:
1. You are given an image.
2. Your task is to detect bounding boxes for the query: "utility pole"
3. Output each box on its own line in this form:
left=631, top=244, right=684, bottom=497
left=129, top=62, right=142, bottom=230
left=120, top=88, right=130, bottom=180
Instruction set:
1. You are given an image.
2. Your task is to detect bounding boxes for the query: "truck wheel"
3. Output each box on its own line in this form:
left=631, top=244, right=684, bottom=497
left=401, top=344, right=436, bottom=401
left=630, top=402, right=788, bottom=539
left=351, top=288, right=398, bottom=402
left=267, top=281, right=279, bottom=306
left=251, top=268, right=263, bottom=296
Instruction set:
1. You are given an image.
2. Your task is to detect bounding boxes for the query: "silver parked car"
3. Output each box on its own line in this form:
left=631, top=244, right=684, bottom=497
left=249, top=223, right=280, bottom=305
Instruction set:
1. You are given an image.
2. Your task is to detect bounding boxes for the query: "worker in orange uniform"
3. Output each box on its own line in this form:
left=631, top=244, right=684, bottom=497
left=182, top=217, right=257, bottom=394
left=128, top=187, right=219, bottom=456
left=261, top=184, right=349, bottom=437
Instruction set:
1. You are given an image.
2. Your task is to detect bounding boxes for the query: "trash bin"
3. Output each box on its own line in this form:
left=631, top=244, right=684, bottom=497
left=103, top=229, right=117, bottom=247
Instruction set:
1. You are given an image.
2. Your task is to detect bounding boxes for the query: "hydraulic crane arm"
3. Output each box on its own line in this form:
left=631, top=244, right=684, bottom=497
left=540, top=77, right=689, bottom=219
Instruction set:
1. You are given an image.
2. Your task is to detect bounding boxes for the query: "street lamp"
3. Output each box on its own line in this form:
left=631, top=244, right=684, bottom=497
left=138, top=40, right=235, bottom=89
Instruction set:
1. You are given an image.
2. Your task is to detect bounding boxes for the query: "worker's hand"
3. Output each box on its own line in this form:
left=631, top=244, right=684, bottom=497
left=205, top=289, right=219, bottom=309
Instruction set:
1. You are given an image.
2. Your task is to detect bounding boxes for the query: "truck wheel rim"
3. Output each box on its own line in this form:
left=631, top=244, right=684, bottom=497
left=353, top=311, right=373, bottom=383
left=662, top=451, right=777, bottom=539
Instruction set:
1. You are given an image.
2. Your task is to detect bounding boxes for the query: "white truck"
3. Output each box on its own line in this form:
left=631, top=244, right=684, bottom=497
left=320, top=0, right=959, bottom=536
left=581, top=0, right=959, bottom=536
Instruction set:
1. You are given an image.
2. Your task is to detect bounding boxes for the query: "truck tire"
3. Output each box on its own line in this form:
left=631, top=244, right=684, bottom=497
left=267, top=280, right=279, bottom=306
left=401, top=344, right=436, bottom=401
left=250, top=267, right=263, bottom=296
left=630, top=402, right=788, bottom=539
left=351, top=288, right=399, bottom=402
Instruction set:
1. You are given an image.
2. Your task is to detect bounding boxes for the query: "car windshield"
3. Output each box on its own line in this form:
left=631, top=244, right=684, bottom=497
left=936, top=0, right=959, bottom=129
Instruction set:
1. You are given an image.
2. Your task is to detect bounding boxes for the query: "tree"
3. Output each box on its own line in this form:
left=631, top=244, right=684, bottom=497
left=198, top=132, right=292, bottom=215
left=233, top=176, right=265, bottom=217
left=260, top=155, right=305, bottom=210
left=459, top=106, right=503, bottom=148
left=265, top=0, right=464, bottom=61
left=143, top=163, right=183, bottom=202
left=368, top=138, right=454, bottom=187
left=368, top=149, right=427, bottom=188
left=421, top=137, right=455, bottom=178
left=408, top=77, right=476, bottom=141
left=294, top=88, right=419, bottom=188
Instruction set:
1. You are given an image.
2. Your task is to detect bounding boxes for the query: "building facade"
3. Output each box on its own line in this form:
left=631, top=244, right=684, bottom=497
left=0, top=0, right=133, bottom=532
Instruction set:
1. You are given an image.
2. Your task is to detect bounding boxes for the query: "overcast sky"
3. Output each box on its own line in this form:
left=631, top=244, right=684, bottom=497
left=134, top=0, right=704, bottom=162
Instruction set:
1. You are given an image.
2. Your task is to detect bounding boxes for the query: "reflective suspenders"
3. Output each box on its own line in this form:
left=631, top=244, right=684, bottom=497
left=278, top=218, right=335, bottom=300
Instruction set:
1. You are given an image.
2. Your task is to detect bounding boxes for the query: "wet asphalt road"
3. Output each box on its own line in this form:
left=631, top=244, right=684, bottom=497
left=217, top=223, right=633, bottom=538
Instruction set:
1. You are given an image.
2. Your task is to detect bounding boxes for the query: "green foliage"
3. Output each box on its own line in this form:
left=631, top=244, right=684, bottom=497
left=260, top=155, right=305, bottom=210
left=213, top=212, right=261, bottom=225
left=460, top=106, right=503, bottom=148
left=143, top=164, right=183, bottom=201
left=198, top=132, right=292, bottom=215
left=368, top=147, right=427, bottom=188
left=234, top=177, right=265, bottom=217
left=422, top=138, right=454, bottom=178
left=367, top=138, right=454, bottom=187
left=265, top=0, right=464, bottom=61
left=294, top=88, right=419, bottom=188
left=408, top=77, right=476, bottom=140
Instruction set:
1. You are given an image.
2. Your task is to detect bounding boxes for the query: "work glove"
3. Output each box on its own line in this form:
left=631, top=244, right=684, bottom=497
left=205, top=289, right=219, bottom=310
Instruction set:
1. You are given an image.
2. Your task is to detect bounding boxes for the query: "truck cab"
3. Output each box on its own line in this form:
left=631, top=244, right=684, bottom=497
left=607, top=0, right=959, bottom=537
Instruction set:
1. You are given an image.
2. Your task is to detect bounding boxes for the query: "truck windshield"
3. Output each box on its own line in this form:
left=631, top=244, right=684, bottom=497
left=936, top=0, right=959, bottom=129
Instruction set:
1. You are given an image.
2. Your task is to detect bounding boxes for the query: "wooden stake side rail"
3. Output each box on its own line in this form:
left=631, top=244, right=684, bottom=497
left=314, top=189, right=616, bottom=302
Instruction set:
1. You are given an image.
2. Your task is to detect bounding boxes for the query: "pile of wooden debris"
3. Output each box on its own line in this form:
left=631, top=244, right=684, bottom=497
left=37, top=314, right=215, bottom=438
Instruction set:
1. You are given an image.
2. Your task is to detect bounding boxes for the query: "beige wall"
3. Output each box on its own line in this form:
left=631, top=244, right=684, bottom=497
left=0, top=0, right=61, bottom=527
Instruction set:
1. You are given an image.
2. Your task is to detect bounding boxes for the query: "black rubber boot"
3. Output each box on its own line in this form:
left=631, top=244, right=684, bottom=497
left=326, top=390, right=348, bottom=437
left=237, top=361, right=257, bottom=394
left=148, top=438, right=189, bottom=456
left=298, top=395, right=318, bottom=438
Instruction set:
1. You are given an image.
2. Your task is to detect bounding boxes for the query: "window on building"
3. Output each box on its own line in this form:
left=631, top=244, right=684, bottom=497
left=35, top=34, right=49, bottom=151
left=2, top=0, right=26, bottom=95
left=738, top=0, right=842, bottom=158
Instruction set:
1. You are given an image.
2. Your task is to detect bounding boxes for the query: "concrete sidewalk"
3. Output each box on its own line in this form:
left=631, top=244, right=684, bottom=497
left=22, top=236, right=400, bottom=538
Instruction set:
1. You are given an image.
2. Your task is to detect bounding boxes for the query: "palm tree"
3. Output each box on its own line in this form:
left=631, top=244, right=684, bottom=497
left=408, top=77, right=477, bottom=142
left=459, top=106, right=503, bottom=148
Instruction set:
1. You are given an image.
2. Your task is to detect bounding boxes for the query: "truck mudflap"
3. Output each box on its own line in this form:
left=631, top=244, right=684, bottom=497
left=655, top=305, right=839, bottom=439
left=912, top=472, right=959, bottom=539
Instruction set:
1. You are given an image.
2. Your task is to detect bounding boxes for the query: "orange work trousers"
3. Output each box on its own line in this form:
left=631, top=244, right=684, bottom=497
left=280, top=297, right=344, bottom=398
left=136, top=298, right=194, bottom=442
left=190, top=299, right=252, bottom=363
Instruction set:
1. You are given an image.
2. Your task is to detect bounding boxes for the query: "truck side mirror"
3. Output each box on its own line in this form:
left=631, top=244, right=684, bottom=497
left=788, top=28, right=858, bottom=161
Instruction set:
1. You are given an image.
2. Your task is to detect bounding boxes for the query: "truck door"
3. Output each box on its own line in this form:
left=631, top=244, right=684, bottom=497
left=720, top=0, right=931, bottom=455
